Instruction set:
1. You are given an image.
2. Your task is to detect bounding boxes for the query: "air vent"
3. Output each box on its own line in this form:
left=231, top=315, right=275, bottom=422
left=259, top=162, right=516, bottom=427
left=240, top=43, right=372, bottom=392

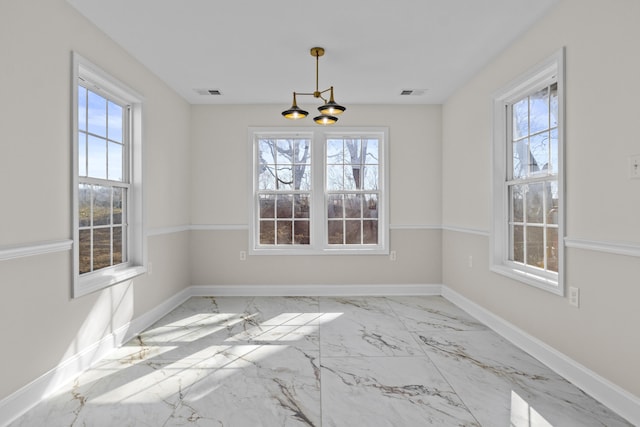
left=400, top=89, right=427, bottom=96
left=194, top=89, right=222, bottom=96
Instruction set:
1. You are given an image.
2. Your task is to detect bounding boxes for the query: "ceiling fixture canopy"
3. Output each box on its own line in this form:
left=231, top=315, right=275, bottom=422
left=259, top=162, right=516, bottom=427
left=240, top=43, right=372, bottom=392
left=281, top=47, right=346, bottom=125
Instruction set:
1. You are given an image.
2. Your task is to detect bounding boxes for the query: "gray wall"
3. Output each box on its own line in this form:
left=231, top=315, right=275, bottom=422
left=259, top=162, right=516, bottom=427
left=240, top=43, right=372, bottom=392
left=0, top=0, right=192, bottom=400
left=442, top=0, right=640, bottom=397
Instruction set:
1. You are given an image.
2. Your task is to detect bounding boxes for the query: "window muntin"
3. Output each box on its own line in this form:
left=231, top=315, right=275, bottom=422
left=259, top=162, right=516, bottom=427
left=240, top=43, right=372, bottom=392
left=250, top=128, right=388, bottom=255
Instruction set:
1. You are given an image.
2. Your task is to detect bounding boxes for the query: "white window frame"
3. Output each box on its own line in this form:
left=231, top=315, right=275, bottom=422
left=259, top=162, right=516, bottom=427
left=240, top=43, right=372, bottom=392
left=490, top=48, right=565, bottom=295
left=72, top=52, right=145, bottom=298
left=248, top=127, right=389, bottom=255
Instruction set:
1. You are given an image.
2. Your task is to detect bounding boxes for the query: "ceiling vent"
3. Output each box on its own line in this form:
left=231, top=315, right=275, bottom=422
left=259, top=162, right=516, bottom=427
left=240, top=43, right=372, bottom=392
left=400, top=89, right=427, bottom=96
left=194, top=89, right=222, bottom=96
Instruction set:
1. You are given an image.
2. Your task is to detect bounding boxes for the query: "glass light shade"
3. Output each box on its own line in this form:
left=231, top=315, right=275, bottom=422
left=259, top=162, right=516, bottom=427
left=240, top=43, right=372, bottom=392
left=313, top=114, right=338, bottom=125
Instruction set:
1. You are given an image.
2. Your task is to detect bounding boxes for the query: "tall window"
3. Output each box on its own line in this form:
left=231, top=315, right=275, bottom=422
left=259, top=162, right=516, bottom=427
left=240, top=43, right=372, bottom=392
left=250, top=128, right=388, bottom=255
left=491, top=49, right=565, bottom=295
left=72, top=53, right=145, bottom=297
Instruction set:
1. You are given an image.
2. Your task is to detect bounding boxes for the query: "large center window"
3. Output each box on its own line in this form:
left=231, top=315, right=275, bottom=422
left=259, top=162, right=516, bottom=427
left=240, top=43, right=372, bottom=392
left=250, top=127, right=388, bottom=255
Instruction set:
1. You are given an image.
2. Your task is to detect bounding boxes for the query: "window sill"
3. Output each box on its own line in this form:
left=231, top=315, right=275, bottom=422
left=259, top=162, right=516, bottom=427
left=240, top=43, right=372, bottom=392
left=74, top=264, right=146, bottom=298
left=490, top=263, right=563, bottom=296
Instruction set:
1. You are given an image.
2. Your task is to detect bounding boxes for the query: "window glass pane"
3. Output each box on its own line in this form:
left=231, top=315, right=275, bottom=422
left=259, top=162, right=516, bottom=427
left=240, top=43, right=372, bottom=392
left=326, top=139, right=344, bottom=164
left=79, top=184, right=91, bottom=227
left=276, top=194, right=293, bottom=218
left=345, top=220, right=361, bottom=244
left=327, top=195, right=343, bottom=218
left=526, top=183, right=544, bottom=224
left=293, top=139, right=310, bottom=164
left=113, top=226, right=123, bottom=264
left=93, top=228, right=111, bottom=270
left=113, top=187, right=123, bottom=224
left=78, top=86, right=87, bottom=131
left=108, top=142, right=123, bottom=181
left=87, top=90, right=107, bottom=137
left=529, top=86, right=549, bottom=134
left=344, top=140, right=361, bottom=165
left=512, top=139, right=527, bottom=179
left=259, top=140, right=276, bottom=164
left=328, top=220, right=343, bottom=244
left=294, top=194, right=309, bottom=218
left=363, top=220, right=378, bottom=244
left=87, top=135, right=107, bottom=179
left=326, top=165, right=343, bottom=190
left=276, top=139, right=294, bottom=165
left=277, top=220, right=292, bottom=244
left=276, top=166, right=293, bottom=190
left=363, top=165, right=379, bottom=190
left=545, top=181, right=559, bottom=225
left=550, top=83, right=558, bottom=128
left=294, top=221, right=310, bottom=245
left=344, top=194, right=362, bottom=218
left=259, top=195, right=276, bottom=218
left=78, top=132, right=87, bottom=177
left=293, top=164, right=310, bottom=190
left=512, top=225, right=524, bottom=263
left=526, top=226, right=544, bottom=268
left=529, top=132, right=549, bottom=174
left=546, top=227, right=559, bottom=272
left=258, top=164, right=276, bottom=190
left=120, top=225, right=128, bottom=262
left=260, top=221, right=275, bottom=244
left=510, top=185, right=524, bottom=223
left=550, top=128, right=558, bottom=175
left=107, top=101, right=123, bottom=143
left=364, top=194, right=378, bottom=218
left=93, top=186, right=111, bottom=226
left=364, top=139, right=379, bottom=164
left=79, top=229, right=91, bottom=274
left=513, top=98, right=529, bottom=140
left=344, top=165, right=359, bottom=190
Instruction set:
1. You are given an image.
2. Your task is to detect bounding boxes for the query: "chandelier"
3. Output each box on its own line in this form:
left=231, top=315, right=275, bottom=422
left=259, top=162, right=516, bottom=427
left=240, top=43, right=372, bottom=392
left=281, top=47, right=346, bottom=125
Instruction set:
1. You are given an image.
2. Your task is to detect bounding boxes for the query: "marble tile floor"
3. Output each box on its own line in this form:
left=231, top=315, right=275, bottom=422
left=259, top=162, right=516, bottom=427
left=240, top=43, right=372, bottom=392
left=9, top=296, right=632, bottom=426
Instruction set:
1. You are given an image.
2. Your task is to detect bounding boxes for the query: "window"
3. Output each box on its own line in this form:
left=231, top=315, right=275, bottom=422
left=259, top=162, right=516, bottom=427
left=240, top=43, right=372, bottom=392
left=491, top=49, right=564, bottom=295
left=72, top=53, right=145, bottom=297
left=250, top=127, right=388, bottom=255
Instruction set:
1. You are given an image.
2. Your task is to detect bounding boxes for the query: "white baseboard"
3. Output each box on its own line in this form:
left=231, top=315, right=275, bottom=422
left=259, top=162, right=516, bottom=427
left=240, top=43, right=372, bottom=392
left=3, top=283, right=637, bottom=426
left=441, top=286, right=640, bottom=426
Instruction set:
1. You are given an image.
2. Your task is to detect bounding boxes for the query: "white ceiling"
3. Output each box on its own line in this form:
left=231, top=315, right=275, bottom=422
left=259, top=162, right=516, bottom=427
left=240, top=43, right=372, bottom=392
left=66, top=0, right=558, bottom=105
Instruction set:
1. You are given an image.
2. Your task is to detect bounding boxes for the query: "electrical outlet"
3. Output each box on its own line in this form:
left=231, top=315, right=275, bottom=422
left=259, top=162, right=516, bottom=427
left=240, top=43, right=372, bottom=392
left=468, top=255, right=473, bottom=268
left=239, top=251, right=247, bottom=261
left=569, top=287, right=579, bottom=307
left=390, top=250, right=397, bottom=261
left=630, top=155, right=640, bottom=179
